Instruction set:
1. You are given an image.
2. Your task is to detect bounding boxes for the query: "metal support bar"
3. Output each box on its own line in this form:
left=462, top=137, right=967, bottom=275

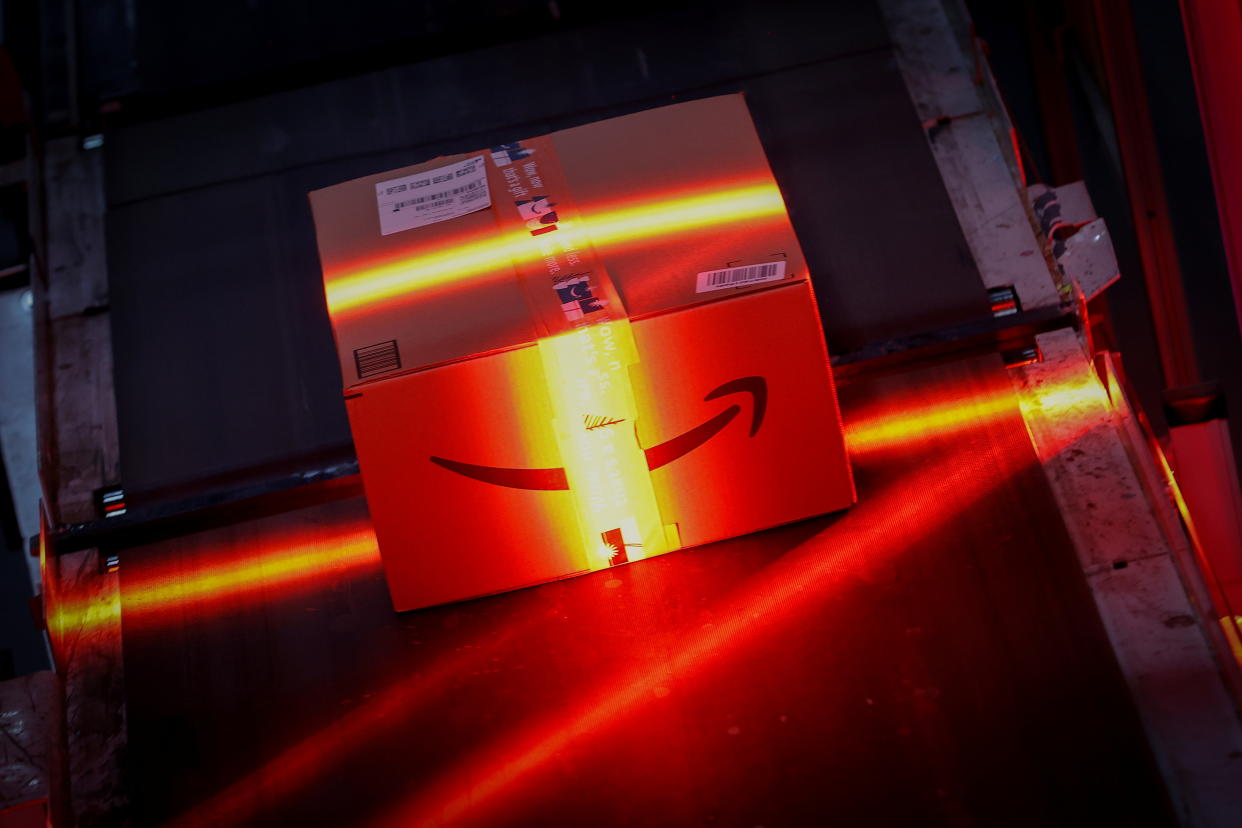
left=1164, top=385, right=1242, bottom=614
left=50, top=461, right=361, bottom=555
left=32, top=138, right=120, bottom=527
left=1179, top=0, right=1242, bottom=344
left=1012, top=329, right=1242, bottom=828
left=880, top=0, right=1063, bottom=312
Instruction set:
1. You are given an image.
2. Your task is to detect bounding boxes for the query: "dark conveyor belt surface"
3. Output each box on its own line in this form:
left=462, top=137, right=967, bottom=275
left=118, top=354, right=1173, bottom=827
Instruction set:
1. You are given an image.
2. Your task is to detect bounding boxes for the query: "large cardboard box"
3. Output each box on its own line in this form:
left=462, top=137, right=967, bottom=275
left=310, top=95, right=854, bottom=611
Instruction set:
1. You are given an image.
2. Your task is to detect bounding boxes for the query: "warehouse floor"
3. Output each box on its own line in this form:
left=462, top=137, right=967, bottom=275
left=117, top=353, right=1173, bottom=827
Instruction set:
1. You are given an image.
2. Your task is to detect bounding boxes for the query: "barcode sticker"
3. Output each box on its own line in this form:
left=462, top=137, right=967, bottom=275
left=695, top=261, right=787, bottom=293
left=354, top=340, right=401, bottom=379
left=375, top=155, right=490, bottom=235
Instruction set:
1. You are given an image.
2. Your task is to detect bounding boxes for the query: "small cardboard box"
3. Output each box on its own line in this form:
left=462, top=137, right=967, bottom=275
left=310, top=95, right=854, bottom=611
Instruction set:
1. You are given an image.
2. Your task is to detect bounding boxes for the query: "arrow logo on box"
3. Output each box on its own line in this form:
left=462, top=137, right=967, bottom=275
left=429, top=376, right=767, bottom=490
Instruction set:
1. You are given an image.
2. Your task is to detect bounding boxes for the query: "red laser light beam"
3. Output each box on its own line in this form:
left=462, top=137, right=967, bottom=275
left=46, top=523, right=382, bottom=637
left=123, top=523, right=380, bottom=620
left=43, top=577, right=121, bottom=666
left=166, top=619, right=538, bottom=828
left=844, top=382, right=1019, bottom=457
left=843, top=363, right=1108, bottom=460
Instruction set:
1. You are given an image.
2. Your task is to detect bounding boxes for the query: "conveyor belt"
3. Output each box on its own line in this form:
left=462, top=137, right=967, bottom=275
left=118, top=354, right=1173, bottom=827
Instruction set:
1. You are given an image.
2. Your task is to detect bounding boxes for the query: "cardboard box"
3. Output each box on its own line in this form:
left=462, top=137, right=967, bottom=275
left=310, top=94, right=854, bottom=611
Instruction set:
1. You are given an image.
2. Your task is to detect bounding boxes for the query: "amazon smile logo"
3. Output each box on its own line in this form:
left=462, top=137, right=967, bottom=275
left=430, top=376, right=767, bottom=490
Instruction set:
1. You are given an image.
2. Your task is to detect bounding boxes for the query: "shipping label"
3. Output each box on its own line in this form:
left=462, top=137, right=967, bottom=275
left=375, top=155, right=490, bottom=236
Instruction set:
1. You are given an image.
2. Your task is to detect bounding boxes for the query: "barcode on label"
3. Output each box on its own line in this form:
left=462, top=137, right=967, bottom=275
left=354, top=340, right=401, bottom=379
left=375, top=155, right=490, bottom=235
left=414, top=198, right=453, bottom=212
left=393, top=180, right=484, bottom=211
left=695, top=261, right=787, bottom=293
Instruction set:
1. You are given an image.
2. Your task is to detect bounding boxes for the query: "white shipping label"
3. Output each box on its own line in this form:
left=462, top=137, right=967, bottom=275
left=696, top=260, right=787, bottom=293
left=375, top=155, right=491, bottom=236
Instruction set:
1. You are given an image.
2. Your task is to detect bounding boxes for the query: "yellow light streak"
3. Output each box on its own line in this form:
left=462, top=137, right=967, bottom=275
left=45, top=531, right=380, bottom=634
left=48, top=592, right=122, bottom=639
left=537, top=322, right=671, bottom=570
left=1222, top=616, right=1242, bottom=668
left=1031, top=376, right=1109, bottom=413
left=324, top=183, right=787, bottom=315
left=123, top=531, right=379, bottom=613
left=846, top=389, right=1017, bottom=456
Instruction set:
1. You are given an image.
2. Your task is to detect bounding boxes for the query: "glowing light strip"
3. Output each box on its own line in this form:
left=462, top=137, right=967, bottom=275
left=48, top=592, right=122, bottom=640
left=846, top=390, right=1016, bottom=455
left=847, top=371, right=1107, bottom=458
left=324, top=184, right=787, bottom=315
left=1027, top=376, right=1108, bottom=414
left=47, top=529, right=381, bottom=635
left=1222, top=617, right=1242, bottom=668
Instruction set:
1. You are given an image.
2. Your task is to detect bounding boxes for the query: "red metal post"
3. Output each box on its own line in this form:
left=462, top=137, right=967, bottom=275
left=1179, top=0, right=1242, bottom=342
left=1090, top=0, right=1201, bottom=390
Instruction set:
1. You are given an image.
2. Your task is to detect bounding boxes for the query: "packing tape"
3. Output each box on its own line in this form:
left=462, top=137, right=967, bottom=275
left=487, top=136, right=673, bottom=571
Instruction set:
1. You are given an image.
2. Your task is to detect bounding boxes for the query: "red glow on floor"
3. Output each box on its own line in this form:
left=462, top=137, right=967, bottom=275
left=369, top=395, right=1035, bottom=826
left=45, top=589, right=121, bottom=645
left=167, top=620, right=535, bottom=828
left=0, top=799, right=47, bottom=828
left=92, top=354, right=1139, bottom=828
left=1010, top=126, right=1027, bottom=188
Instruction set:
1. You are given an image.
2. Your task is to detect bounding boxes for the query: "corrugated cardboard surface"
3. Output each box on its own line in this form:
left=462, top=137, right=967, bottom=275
left=310, top=95, right=806, bottom=388
left=348, top=281, right=851, bottom=611
left=310, top=149, right=537, bottom=382
left=552, top=95, right=806, bottom=322
left=318, top=97, right=852, bottom=610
